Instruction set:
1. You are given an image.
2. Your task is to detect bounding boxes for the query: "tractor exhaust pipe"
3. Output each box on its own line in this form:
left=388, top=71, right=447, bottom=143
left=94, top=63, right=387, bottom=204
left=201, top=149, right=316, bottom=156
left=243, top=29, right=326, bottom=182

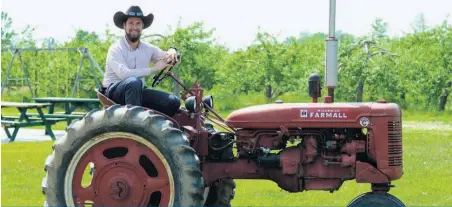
left=325, top=0, right=338, bottom=103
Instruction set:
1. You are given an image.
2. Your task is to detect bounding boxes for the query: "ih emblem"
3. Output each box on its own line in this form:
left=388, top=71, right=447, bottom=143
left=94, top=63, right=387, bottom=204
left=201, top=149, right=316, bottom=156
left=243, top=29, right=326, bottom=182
left=300, top=110, right=308, bottom=118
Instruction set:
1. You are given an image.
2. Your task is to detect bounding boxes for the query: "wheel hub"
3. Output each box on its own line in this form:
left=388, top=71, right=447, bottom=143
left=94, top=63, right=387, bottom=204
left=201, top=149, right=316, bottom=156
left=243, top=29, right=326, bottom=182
left=109, top=177, right=129, bottom=200
left=94, top=161, right=148, bottom=205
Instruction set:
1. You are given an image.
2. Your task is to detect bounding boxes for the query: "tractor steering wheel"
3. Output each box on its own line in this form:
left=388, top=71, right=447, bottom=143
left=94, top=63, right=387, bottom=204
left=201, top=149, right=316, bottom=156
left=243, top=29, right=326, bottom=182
left=151, top=66, right=174, bottom=87
left=152, top=50, right=181, bottom=87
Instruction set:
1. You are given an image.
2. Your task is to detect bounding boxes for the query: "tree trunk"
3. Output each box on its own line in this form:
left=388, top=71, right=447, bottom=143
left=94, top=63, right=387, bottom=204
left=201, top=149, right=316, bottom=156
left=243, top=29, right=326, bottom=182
left=34, top=67, right=39, bottom=97
left=439, top=88, right=449, bottom=111
left=356, top=79, right=364, bottom=102
left=265, top=85, right=272, bottom=103
left=355, top=41, right=372, bottom=103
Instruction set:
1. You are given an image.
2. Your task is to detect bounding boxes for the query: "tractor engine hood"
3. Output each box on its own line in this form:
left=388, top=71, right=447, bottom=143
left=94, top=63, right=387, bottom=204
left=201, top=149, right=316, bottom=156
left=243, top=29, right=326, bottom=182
left=224, top=102, right=401, bottom=129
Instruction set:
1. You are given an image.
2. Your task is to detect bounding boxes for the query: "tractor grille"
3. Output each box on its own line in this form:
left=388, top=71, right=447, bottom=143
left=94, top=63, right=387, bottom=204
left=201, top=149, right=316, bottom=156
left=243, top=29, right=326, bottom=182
left=388, top=121, right=402, bottom=166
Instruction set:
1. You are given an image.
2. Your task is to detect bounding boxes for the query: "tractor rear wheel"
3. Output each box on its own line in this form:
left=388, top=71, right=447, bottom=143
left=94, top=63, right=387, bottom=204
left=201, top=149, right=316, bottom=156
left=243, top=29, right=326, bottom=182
left=347, top=192, right=406, bottom=207
left=41, top=104, right=205, bottom=207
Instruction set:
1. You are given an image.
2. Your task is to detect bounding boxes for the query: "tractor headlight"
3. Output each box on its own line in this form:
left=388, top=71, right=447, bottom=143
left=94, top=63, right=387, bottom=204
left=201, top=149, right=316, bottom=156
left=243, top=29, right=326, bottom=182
left=202, top=95, right=214, bottom=109
left=185, top=96, right=197, bottom=112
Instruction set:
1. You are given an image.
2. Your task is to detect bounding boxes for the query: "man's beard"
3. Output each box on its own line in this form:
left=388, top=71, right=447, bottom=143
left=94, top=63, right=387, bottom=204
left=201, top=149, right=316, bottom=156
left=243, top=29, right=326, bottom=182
left=126, top=31, right=141, bottom=43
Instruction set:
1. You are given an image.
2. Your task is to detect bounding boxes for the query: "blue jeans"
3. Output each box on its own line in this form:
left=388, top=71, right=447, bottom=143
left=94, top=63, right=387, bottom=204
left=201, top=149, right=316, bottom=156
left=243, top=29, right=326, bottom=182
left=104, top=77, right=181, bottom=117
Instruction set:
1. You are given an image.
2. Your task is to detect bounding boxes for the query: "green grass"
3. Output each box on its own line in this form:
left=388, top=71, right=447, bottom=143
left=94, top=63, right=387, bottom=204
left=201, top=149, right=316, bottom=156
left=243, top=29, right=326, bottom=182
left=402, top=109, right=452, bottom=124
left=2, top=128, right=452, bottom=206
left=1, top=142, right=54, bottom=206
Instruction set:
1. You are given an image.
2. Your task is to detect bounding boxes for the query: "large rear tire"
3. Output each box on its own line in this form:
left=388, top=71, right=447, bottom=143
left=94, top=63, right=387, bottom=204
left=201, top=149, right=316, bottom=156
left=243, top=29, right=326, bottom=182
left=41, top=104, right=205, bottom=207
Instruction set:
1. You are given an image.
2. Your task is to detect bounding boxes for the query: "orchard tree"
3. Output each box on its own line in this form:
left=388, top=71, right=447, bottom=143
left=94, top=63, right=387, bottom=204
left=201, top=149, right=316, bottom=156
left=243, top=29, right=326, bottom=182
left=1, top=11, right=16, bottom=48
left=436, top=20, right=452, bottom=111
left=371, top=18, right=389, bottom=40
left=411, top=13, right=428, bottom=33
left=147, top=21, right=228, bottom=96
left=2, top=11, right=36, bottom=48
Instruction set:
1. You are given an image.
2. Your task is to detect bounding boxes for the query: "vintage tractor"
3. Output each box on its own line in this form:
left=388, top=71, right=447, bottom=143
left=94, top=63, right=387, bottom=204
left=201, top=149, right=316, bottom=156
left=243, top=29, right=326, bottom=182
left=41, top=1, right=405, bottom=206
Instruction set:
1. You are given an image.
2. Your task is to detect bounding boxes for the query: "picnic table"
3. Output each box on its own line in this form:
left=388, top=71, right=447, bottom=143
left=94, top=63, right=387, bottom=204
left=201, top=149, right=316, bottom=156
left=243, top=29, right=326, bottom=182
left=33, top=97, right=101, bottom=113
left=1, top=102, right=64, bottom=142
left=32, top=97, right=101, bottom=124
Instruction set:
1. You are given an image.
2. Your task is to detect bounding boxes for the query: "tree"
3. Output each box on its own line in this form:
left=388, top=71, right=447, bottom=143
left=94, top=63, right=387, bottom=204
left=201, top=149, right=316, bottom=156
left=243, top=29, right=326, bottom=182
left=436, top=19, right=452, bottom=111
left=336, top=37, right=398, bottom=102
left=411, top=13, right=428, bottom=33
left=1, top=14, right=451, bottom=112
left=371, top=18, right=389, bottom=39
left=1, top=11, right=17, bottom=48
left=149, top=21, right=227, bottom=96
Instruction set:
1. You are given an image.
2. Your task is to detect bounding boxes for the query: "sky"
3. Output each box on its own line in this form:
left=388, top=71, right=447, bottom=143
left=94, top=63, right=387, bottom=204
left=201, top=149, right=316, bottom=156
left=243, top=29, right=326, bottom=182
left=2, top=0, right=452, bottom=50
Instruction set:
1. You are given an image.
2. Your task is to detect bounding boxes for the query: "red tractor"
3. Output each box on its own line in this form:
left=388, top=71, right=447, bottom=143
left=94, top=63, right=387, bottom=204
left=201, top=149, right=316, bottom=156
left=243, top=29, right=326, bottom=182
left=41, top=1, right=405, bottom=206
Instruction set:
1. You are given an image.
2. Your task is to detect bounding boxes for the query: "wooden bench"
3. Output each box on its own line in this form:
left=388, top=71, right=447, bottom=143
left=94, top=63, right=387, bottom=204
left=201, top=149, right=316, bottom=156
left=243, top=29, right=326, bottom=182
left=1, top=118, right=64, bottom=127
left=55, top=111, right=86, bottom=115
left=1, top=102, right=61, bottom=142
left=33, top=97, right=101, bottom=125
left=27, top=113, right=85, bottom=119
left=2, top=115, right=65, bottom=123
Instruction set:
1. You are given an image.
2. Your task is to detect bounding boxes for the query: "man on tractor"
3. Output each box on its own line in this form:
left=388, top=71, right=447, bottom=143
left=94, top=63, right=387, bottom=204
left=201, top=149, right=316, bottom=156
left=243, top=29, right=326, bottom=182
left=101, top=5, right=182, bottom=117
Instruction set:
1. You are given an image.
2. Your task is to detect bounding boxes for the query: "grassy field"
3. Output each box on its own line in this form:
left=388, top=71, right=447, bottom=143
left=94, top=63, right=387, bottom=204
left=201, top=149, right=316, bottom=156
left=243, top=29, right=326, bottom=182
left=2, top=126, right=452, bottom=206
left=401, top=109, right=452, bottom=123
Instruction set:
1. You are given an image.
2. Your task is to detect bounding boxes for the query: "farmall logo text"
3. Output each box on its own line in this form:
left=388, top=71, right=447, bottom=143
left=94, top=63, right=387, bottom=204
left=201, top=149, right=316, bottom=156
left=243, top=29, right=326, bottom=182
left=300, top=109, right=347, bottom=119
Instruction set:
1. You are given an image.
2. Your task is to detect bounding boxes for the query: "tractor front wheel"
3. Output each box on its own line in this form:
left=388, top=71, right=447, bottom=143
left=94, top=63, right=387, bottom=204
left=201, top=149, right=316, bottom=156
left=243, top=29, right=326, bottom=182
left=347, top=192, right=406, bottom=207
left=204, top=178, right=236, bottom=207
left=41, top=105, right=205, bottom=207
left=202, top=123, right=236, bottom=207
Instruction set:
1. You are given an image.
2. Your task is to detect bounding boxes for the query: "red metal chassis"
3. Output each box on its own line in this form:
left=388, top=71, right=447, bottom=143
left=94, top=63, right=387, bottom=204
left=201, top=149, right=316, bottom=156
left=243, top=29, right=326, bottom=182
left=164, top=73, right=403, bottom=193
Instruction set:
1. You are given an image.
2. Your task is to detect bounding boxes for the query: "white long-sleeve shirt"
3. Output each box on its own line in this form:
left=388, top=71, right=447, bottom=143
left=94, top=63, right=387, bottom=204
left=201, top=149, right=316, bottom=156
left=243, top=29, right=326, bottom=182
left=102, top=36, right=166, bottom=87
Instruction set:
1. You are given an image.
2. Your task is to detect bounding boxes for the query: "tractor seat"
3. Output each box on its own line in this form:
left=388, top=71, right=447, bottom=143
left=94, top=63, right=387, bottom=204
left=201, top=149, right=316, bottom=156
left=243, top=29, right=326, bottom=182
left=95, top=89, right=116, bottom=106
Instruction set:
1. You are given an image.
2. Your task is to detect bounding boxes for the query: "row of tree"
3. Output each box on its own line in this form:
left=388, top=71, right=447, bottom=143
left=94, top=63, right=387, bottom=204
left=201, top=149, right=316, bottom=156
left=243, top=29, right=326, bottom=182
left=1, top=12, right=451, bottom=111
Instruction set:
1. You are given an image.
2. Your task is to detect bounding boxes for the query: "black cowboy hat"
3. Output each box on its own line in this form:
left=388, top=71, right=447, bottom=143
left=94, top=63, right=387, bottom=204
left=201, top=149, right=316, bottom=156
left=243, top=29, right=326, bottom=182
left=113, top=6, right=154, bottom=29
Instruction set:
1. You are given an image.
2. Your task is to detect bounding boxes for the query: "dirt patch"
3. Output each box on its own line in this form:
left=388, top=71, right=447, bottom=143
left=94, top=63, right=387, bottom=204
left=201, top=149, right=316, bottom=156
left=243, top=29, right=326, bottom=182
left=403, top=121, right=452, bottom=131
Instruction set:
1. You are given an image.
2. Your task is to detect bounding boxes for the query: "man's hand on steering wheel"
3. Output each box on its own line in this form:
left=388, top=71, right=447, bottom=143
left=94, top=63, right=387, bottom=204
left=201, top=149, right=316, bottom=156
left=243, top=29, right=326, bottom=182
left=154, top=59, right=172, bottom=71
left=153, top=48, right=179, bottom=73
left=151, top=58, right=176, bottom=87
left=164, top=48, right=179, bottom=65
left=151, top=47, right=181, bottom=87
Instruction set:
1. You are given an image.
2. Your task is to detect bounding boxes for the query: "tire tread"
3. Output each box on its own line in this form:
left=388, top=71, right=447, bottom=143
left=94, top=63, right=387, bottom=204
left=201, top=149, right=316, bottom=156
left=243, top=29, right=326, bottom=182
left=41, top=105, right=204, bottom=206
